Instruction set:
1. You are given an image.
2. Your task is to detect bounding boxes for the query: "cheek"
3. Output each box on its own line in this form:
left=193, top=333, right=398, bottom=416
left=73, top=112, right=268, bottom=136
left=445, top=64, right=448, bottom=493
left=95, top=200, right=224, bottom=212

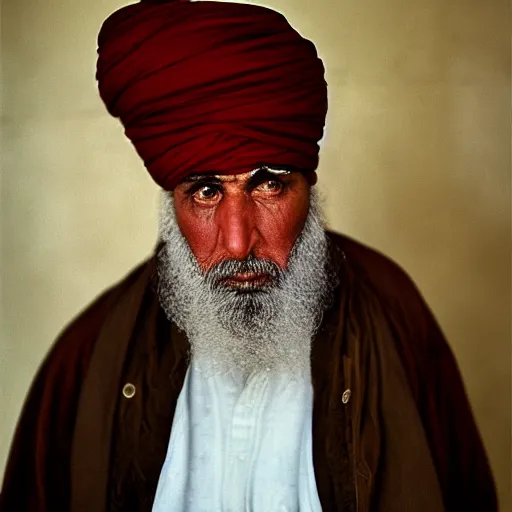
left=174, top=206, right=219, bottom=265
left=257, top=194, right=310, bottom=269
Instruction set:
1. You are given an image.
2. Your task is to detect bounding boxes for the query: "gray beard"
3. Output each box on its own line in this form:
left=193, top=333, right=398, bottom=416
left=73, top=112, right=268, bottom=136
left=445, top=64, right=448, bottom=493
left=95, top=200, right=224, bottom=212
left=155, top=188, right=339, bottom=379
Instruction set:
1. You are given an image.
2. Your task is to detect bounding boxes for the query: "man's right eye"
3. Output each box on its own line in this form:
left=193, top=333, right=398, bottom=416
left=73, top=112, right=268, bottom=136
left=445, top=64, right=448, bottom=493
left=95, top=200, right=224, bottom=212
left=193, top=185, right=221, bottom=203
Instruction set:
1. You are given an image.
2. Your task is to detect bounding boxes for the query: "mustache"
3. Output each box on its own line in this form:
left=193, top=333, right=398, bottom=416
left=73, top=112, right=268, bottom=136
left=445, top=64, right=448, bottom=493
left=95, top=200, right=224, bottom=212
left=204, top=254, right=283, bottom=287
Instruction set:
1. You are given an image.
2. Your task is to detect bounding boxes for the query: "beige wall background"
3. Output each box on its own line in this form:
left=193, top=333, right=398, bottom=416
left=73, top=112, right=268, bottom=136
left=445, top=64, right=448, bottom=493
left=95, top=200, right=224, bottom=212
left=1, top=0, right=510, bottom=507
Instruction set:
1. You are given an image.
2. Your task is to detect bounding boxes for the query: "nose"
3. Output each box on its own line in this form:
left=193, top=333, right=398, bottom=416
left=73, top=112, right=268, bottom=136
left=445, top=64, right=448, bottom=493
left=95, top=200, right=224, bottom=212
left=217, top=193, right=259, bottom=261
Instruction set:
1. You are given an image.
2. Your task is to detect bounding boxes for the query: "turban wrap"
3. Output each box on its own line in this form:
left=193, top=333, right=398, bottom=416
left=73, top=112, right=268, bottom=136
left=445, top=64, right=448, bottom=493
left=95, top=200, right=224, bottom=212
left=97, top=0, right=327, bottom=190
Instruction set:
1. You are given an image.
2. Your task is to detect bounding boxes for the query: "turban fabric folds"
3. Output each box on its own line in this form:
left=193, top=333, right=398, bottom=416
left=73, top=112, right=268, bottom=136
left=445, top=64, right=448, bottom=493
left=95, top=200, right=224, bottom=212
left=97, top=0, right=327, bottom=190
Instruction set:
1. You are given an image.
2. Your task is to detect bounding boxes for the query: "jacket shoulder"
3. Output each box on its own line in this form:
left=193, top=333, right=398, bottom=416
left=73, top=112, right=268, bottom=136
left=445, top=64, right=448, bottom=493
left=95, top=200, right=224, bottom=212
left=327, top=230, right=426, bottom=317
left=37, top=258, right=153, bottom=381
left=53, top=259, right=153, bottom=359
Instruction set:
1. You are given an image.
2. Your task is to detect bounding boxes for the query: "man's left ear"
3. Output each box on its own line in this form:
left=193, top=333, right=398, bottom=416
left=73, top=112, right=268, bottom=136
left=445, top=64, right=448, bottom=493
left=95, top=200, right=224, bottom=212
left=306, top=171, right=318, bottom=186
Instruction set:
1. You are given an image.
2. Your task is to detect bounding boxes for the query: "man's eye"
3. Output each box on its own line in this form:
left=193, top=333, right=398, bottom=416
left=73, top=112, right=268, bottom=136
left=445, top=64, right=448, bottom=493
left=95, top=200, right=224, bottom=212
left=193, top=185, right=221, bottom=202
left=258, top=180, right=283, bottom=194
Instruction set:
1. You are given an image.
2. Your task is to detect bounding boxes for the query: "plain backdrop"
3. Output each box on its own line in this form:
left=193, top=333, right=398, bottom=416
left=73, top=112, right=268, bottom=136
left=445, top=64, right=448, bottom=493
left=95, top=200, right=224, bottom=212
left=1, top=0, right=511, bottom=507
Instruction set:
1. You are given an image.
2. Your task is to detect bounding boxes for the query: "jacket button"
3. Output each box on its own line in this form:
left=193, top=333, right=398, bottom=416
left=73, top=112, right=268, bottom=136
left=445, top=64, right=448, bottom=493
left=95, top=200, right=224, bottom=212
left=122, top=383, right=136, bottom=399
left=342, top=389, right=351, bottom=404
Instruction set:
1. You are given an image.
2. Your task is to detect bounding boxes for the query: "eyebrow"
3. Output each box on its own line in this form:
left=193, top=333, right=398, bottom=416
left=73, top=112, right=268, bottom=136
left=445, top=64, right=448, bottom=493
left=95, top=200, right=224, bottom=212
left=250, top=165, right=292, bottom=177
left=181, top=173, right=219, bottom=184
left=181, top=166, right=292, bottom=185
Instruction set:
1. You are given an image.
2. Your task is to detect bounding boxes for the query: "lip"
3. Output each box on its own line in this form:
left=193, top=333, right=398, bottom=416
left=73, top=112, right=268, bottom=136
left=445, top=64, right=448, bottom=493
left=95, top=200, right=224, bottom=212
left=221, top=273, right=271, bottom=288
left=229, top=272, right=266, bottom=282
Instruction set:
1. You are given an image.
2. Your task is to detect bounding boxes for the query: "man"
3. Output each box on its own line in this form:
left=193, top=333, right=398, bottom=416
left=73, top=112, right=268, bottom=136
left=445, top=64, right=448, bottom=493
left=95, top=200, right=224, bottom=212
left=0, top=0, right=497, bottom=511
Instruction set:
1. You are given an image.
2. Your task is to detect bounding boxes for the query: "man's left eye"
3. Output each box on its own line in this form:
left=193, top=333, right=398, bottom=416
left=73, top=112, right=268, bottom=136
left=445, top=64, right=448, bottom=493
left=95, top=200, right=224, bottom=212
left=258, top=180, right=283, bottom=194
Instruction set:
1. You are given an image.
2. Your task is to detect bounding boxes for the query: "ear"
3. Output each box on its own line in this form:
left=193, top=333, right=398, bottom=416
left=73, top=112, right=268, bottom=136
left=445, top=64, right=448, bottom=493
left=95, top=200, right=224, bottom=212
left=306, top=171, right=318, bottom=186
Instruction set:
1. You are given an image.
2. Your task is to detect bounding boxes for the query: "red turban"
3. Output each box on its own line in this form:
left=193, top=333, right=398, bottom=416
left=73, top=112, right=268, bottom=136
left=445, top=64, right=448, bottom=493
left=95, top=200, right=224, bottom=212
left=97, top=0, right=327, bottom=190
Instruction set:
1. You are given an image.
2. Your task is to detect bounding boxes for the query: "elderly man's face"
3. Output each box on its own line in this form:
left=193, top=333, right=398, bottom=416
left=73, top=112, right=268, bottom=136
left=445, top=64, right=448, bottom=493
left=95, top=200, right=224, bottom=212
left=172, top=169, right=317, bottom=274
left=159, top=169, right=334, bottom=375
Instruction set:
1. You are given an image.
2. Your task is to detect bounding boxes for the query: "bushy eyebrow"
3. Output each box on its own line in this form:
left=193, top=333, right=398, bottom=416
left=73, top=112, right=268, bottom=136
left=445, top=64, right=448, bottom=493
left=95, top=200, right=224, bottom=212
left=181, top=166, right=292, bottom=188
left=250, top=165, right=291, bottom=178
left=181, top=173, right=219, bottom=184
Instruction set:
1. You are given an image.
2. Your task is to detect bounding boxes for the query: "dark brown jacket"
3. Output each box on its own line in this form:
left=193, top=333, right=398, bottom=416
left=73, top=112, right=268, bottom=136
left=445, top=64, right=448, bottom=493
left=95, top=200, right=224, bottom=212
left=1, top=232, right=497, bottom=511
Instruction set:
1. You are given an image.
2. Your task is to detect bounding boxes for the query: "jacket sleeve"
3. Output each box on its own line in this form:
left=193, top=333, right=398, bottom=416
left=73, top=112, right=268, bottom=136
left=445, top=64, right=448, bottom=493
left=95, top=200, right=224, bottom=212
left=0, top=288, right=117, bottom=512
left=421, top=306, right=497, bottom=511
left=396, top=281, right=498, bottom=512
